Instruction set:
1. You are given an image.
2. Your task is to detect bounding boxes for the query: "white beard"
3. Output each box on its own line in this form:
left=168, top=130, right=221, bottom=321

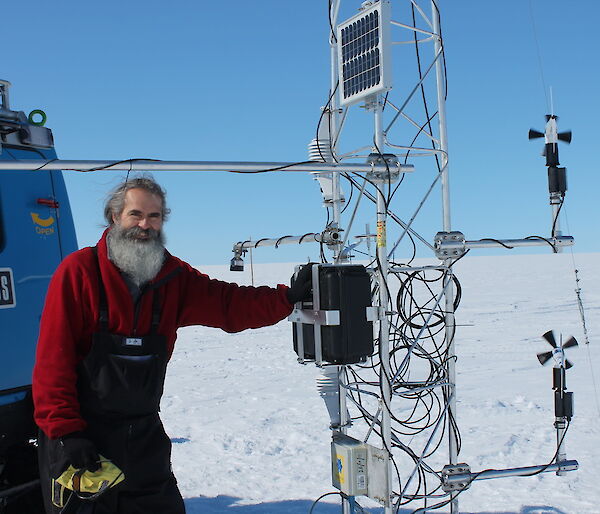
left=107, top=225, right=166, bottom=286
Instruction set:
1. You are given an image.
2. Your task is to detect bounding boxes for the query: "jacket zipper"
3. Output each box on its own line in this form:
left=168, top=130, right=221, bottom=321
left=131, top=286, right=148, bottom=336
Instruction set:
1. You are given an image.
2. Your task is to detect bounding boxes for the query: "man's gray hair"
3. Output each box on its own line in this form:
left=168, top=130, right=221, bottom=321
left=104, top=176, right=171, bottom=225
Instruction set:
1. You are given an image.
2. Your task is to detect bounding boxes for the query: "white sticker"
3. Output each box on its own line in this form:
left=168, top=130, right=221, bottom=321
left=0, top=268, right=16, bottom=309
left=357, top=474, right=366, bottom=490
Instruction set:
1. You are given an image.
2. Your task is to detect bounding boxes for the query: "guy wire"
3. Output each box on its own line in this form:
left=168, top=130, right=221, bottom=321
left=528, top=0, right=550, bottom=112
left=563, top=208, right=600, bottom=417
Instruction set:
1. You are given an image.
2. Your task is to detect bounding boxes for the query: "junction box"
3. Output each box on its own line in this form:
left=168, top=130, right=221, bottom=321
left=332, top=434, right=368, bottom=496
left=331, top=433, right=390, bottom=505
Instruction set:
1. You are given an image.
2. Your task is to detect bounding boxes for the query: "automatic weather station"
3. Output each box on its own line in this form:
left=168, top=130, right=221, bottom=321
left=0, top=1, right=589, bottom=514
left=232, top=2, right=581, bottom=513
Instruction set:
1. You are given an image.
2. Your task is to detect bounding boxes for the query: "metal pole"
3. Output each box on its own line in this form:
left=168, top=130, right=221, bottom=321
left=550, top=192, right=563, bottom=253
left=435, top=236, right=575, bottom=253
left=555, top=361, right=567, bottom=476
left=330, top=0, right=343, bottom=262
left=343, top=174, right=435, bottom=252
left=0, top=159, right=413, bottom=174
left=555, top=417, right=568, bottom=475
left=432, top=2, right=459, bottom=513
left=432, top=1, right=450, bottom=233
left=328, top=5, right=352, bottom=513
left=442, top=267, right=458, bottom=514
left=248, top=235, right=254, bottom=287
left=372, top=95, right=393, bottom=514
left=442, top=460, right=578, bottom=486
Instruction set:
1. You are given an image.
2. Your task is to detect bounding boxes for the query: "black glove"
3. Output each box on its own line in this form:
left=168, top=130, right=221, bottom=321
left=59, top=432, right=101, bottom=472
left=287, top=264, right=314, bottom=304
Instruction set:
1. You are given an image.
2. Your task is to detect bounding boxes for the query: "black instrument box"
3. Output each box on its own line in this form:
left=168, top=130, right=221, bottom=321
left=292, top=264, right=373, bottom=364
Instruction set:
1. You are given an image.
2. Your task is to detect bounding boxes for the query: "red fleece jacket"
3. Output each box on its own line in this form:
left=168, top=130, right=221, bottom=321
left=32, top=229, right=293, bottom=439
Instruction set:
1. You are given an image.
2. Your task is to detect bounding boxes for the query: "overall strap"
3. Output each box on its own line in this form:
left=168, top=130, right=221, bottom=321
left=147, top=267, right=183, bottom=334
left=91, top=246, right=109, bottom=331
left=150, top=287, right=161, bottom=333
left=93, top=245, right=183, bottom=334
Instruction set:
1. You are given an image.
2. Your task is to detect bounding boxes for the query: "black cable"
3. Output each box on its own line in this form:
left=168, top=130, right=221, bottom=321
left=60, top=158, right=162, bottom=172
left=551, top=196, right=565, bottom=238
left=384, top=103, right=437, bottom=219
left=401, top=110, right=439, bottom=166
left=411, top=5, right=442, bottom=175
left=448, top=248, right=470, bottom=266
left=308, top=491, right=342, bottom=514
left=382, top=91, right=390, bottom=111
left=341, top=168, right=424, bottom=263
left=60, top=157, right=319, bottom=175
left=477, top=238, right=514, bottom=249
left=227, top=160, right=318, bottom=174
left=315, top=83, right=340, bottom=164
left=251, top=238, right=267, bottom=249
left=405, top=231, right=418, bottom=266
left=346, top=171, right=383, bottom=200
left=431, top=0, right=448, bottom=101
left=298, top=232, right=317, bottom=244
left=327, top=0, right=338, bottom=44
left=525, top=235, right=558, bottom=253
left=275, top=235, right=292, bottom=248
left=345, top=265, right=465, bottom=505
left=340, top=178, right=354, bottom=214
left=34, top=158, right=59, bottom=171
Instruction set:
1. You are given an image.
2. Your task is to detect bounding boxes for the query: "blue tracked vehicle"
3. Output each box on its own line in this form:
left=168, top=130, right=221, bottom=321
left=0, top=80, right=78, bottom=512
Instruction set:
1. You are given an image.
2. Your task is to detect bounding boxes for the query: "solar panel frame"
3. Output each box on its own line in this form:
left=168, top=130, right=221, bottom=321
left=336, top=1, right=392, bottom=106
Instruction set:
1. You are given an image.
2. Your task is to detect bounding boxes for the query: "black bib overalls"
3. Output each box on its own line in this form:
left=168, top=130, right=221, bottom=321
left=39, top=251, right=186, bottom=514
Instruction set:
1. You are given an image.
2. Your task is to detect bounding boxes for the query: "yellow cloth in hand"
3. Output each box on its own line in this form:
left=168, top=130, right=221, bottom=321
left=56, top=455, right=125, bottom=494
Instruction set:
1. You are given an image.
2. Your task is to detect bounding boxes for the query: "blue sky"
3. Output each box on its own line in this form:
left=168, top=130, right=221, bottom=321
left=3, top=0, right=598, bottom=265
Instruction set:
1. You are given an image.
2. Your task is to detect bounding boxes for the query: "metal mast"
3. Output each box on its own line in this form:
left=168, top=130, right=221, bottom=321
left=327, top=5, right=354, bottom=514
left=431, top=2, right=459, bottom=513
left=372, top=94, right=394, bottom=514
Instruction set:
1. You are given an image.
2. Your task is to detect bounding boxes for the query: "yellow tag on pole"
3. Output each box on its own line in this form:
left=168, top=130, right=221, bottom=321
left=376, top=220, right=386, bottom=248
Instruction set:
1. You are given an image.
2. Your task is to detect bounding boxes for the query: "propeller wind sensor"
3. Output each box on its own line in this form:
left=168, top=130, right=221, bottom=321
left=537, top=330, right=578, bottom=369
left=528, top=115, right=572, bottom=167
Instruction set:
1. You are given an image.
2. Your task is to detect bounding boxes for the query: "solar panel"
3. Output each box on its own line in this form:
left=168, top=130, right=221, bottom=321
left=337, top=1, right=392, bottom=106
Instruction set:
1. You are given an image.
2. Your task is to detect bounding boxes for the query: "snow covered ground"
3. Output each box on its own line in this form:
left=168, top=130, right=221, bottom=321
left=161, top=253, right=600, bottom=514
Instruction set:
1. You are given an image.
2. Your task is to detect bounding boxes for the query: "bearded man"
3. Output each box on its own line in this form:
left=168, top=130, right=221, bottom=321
left=32, top=177, right=311, bottom=514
